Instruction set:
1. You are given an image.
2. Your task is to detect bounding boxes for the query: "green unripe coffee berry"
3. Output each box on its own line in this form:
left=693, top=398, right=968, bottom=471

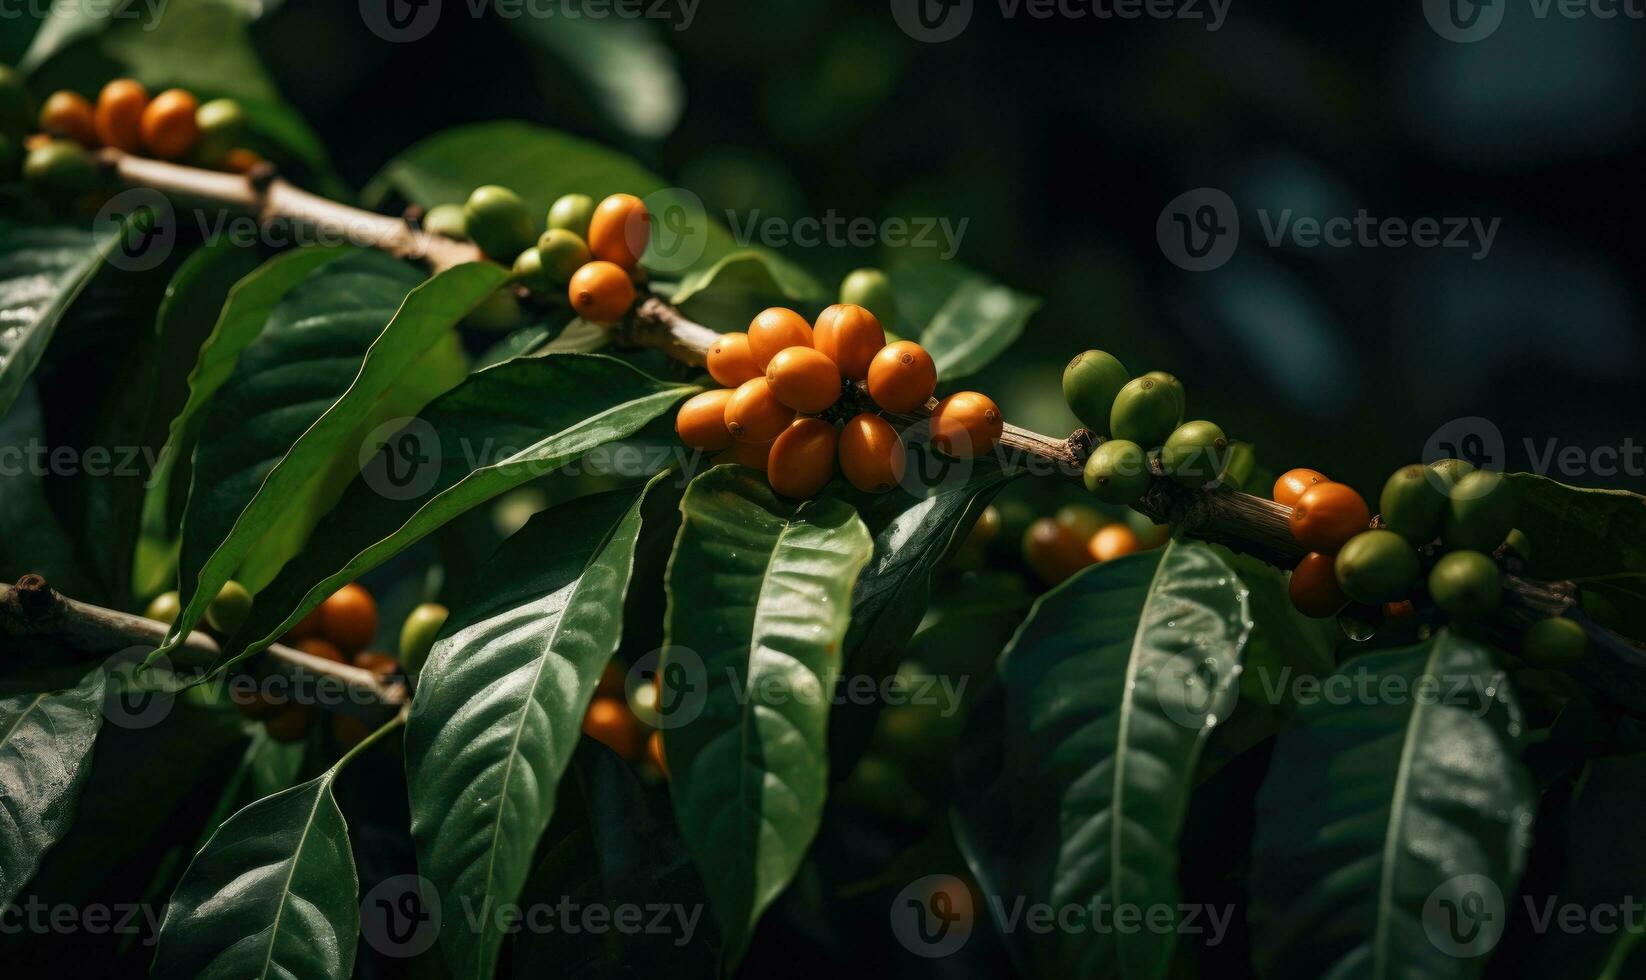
left=512, top=248, right=555, bottom=292
left=1083, top=438, right=1152, bottom=505
left=193, top=98, right=248, bottom=164
left=839, top=267, right=898, bottom=330
left=1142, top=370, right=1185, bottom=419
left=399, top=602, right=449, bottom=676
left=1428, top=550, right=1501, bottom=618
left=464, top=184, right=536, bottom=261
left=206, top=580, right=253, bottom=635
left=1110, top=376, right=1181, bottom=448
left=144, top=590, right=182, bottom=625
left=1334, top=530, right=1420, bottom=604
left=1444, top=470, right=1516, bottom=552
left=547, top=193, right=596, bottom=240
left=1428, top=457, right=1476, bottom=494
left=536, top=228, right=591, bottom=283
left=464, top=286, right=524, bottom=332
left=0, top=64, right=33, bottom=134
left=424, top=203, right=468, bottom=240
left=1522, top=616, right=1587, bottom=668
left=1504, top=528, right=1533, bottom=564
left=1380, top=464, right=1446, bottom=544
left=1061, top=349, right=1129, bottom=435
left=1160, top=420, right=1229, bottom=488
left=1055, top=503, right=1105, bottom=541
left=24, top=140, right=95, bottom=194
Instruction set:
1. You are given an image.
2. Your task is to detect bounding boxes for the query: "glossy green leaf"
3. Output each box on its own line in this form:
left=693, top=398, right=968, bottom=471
left=663, top=466, right=873, bottom=966
left=1249, top=629, right=1536, bottom=978
left=891, top=257, right=1039, bottom=380
left=221, top=354, right=698, bottom=667
left=671, top=250, right=821, bottom=330
left=503, top=13, right=684, bottom=141
left=0, top=668, right=106, bottom=905
left=1505, top=473, right=1645, bottom=580
left=0, top=220, right=112, bottom=419
left=952, top=541, right=1251, bottom=979
left=407, top=479, right=666, bottom=980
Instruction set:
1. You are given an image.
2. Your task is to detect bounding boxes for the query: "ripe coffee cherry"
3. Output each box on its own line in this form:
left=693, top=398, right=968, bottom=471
left=206, top=580, right=253, bottom=635
left=1161, top=420, right=1228, bottom=488
left=295, top=636, right=346, bottom=664
left=1444, top=471, right=1516, bottom=553
left=1428, top=550, right=1501, bottom=618
left=725, top=437, right=774, bottom=471
left=1109, top=376, right=1181, bottom=448
left=1084, top=439, right=1151, bottom=505
left=1062, top=350, right=1129, bottom=435
left=813, top=304, right=886, bottom=380
left=24, top=139, right=94, bottom=192
left=839, top=413, right=905, bottom=493
left=1333, top=530, right=1419, bottom=604
left=193, top=97, right=247, bottom=163
left=768, top=417, right=839, bottom=498
left=536, top=228, right=591, bottom=283
left=548, top=193, right=595, bottom=238
left=930, top=391, right=1002, bottom=458
left=140, top=88, right=199, bottom=159
left=867, top=341, right=937, bottom=414
left=648, top=730, right=668, bottom=778
left=724, top=377, right=795, bottom=443
left=423, top=203, right=468, bottom=240
left=1379, top=464, right=1445, bottom=543
left=584, top=697, right=643, bottom=759
left=222, top=148, right=264, bottom=175
left=766, top=346, right=842, bottom=414
left=1023, top=517, right=1093, bottom=585
left=568, top=260, right=636, bottom=324
left=1289, top=482, right=1370, bottom=553
left=1089, top=523, right=1141, bottom=562
left=1522, top=616, right=1587, bottom=668
left=1143, top=371, right=1185, bottom=418
left=839, top=268, right=898, bottom=329
left=1289, top=552, right=1349, bottom=618
left=747, top=307, right=813, bottom=368
left=1273, top=468, right=1329, bottom=509
left=465, top=287, right=524, bottom=332
left=675, top=389, right=735, bottom=451
left=94, top=79, right=147, bottom=151
left=398, top=602, right=448, bottom=676
left=464, top=184, right=536, bottom=261
left=354, top=651, right=401, bottom=680
left=144, top=590, right=181, bottom=625
left=707, top=332, right=762, bottom=387
left=40, top=90, right=97, bottom=145
left=587, top=192, right=649, bottom=268
left=320, top=583, right=378, bottom=654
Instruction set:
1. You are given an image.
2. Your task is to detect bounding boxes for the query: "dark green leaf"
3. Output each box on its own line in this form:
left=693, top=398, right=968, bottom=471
left=891, top=257, right=1039, bottom=380
left=1506, top=473, right=1645, bottom=580
left=0, top=386, right=92, bottom=596
left=503, top=14, right=684, bottom=141
left=671, top=251, right=821, bottom=330
left=0, top=220, right=110, bottom=419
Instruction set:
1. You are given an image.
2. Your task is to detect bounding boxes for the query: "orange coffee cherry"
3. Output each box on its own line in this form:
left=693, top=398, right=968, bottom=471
left=286, top=603, right=326, bottom=641
left=676, top=389, right=735, bottom=451
left=586, top=193, right=649, bottom=268
left=568, top=260, right=636, bottom=323
left=813, top=304, right=886, bottom=380
left=1289, top=552, right=1349, bottom=618
left=1289, top=482, right=1370, bottom=554
left=319, top=583, right=378, bottom=655
left=765, top=346, right=842, bottom=414
left=724, top=377, right=795, bottom=443
left=768, top=418, right=839, bottom=499
left=930, top=391, right=1003, bottom=458
left=596, top=660, right=627, bottom=698
left=94, top=79, right=148, bottom=152
left=1273, top=467, right=1330, bottom=509
left=1089, top=523, right=1141, bottom=562
left=265, top=704, right=313, bottom=743
left=838, top=414, right=905, bottom=493
left=24, top=133, right=52, bottom=152
left=717, top=438, right=773, bottom=471
left=1383, top=599, right=1418, bottom=624
left=707, top=332, right=762, bottom=387
left=647, top=730, right=668, bottom=778
left=1023, top=517, right=1094, bottom=585
left=223, top=148, right=264, bottom=175
left=353, top=651, right=401, bottom=679
left=746, top=307, right=813, bottom=368
left=140, top=88, right=200, bottom=160
left=867, top=341, right=937, bottom=414
left=583, top=697, right=643, bottom=759
left=40, top=90, right=97, bottom=145
left=294, top=636, right=346, bottom=663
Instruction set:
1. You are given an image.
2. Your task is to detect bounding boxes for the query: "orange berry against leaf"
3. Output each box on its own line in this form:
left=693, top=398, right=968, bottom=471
left=1289, top=552, right=1349, bottom=618
left=675, top=389, right=735, bottom=451
left=867, top=341, right=937, bottom=414
left=718, top=438, right=774, bottom=471
left=223, top=148, right=264, bottom=175
left=765, top=346, right=842, bottom=414
left=647, top=730, right=668, bottom=778
left=353, top=651, right=401, bottom=679
left=319, top=583, right=378, bottom=655
left=287, top=604, right=326, bottom=641
left=1289, top=482, right=1371, bottom=554
left=583, top=697, right=643, bottom=759
left=294, top=636, right=346, bottom=664
left=1274, top=468, right=1330, bottom=509
left=768, top=418, right=840, bottom=498
left=40, top=90, right=97, bottom=145
left=1023, top=517, right=1094, bottom=586
left=139, top=88, right=200, bottom=160
left=747, top=307, right=813, bottom=368
left=930, top=391, right=1003, bottom=458
left=838, top=414, right=905, bottom=493
left=724, top=377, right=795, bottom=443
left=586, top=193, right=650, bottom=268
left=94, top=79, right=148, bottom=151
left=707, top=332, right=762, bottom=387
left=1089, top=523, right=1141, bottom=562
left=813, top=304, right=886, bottom=380
left=568, top=260, right=636, bottom=323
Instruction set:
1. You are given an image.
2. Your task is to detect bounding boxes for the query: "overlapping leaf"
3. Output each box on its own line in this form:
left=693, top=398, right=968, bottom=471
left=891, top=256, right=1039, bottom=380
left=0, top=220, right=113, bottom=419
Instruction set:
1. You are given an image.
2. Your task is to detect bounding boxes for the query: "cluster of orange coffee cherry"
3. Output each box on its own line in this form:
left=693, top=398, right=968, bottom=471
left=581, top=661, right=668, bottom=779
left=673, top=303, right=1003, bottom=499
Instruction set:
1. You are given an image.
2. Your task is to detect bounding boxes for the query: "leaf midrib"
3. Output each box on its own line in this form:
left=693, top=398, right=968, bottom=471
left=257, top=777, right=332, bottom=980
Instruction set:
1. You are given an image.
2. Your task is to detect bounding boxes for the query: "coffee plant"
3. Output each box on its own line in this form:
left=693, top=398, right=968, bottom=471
left=1, top=14, right=1644, bottom=980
